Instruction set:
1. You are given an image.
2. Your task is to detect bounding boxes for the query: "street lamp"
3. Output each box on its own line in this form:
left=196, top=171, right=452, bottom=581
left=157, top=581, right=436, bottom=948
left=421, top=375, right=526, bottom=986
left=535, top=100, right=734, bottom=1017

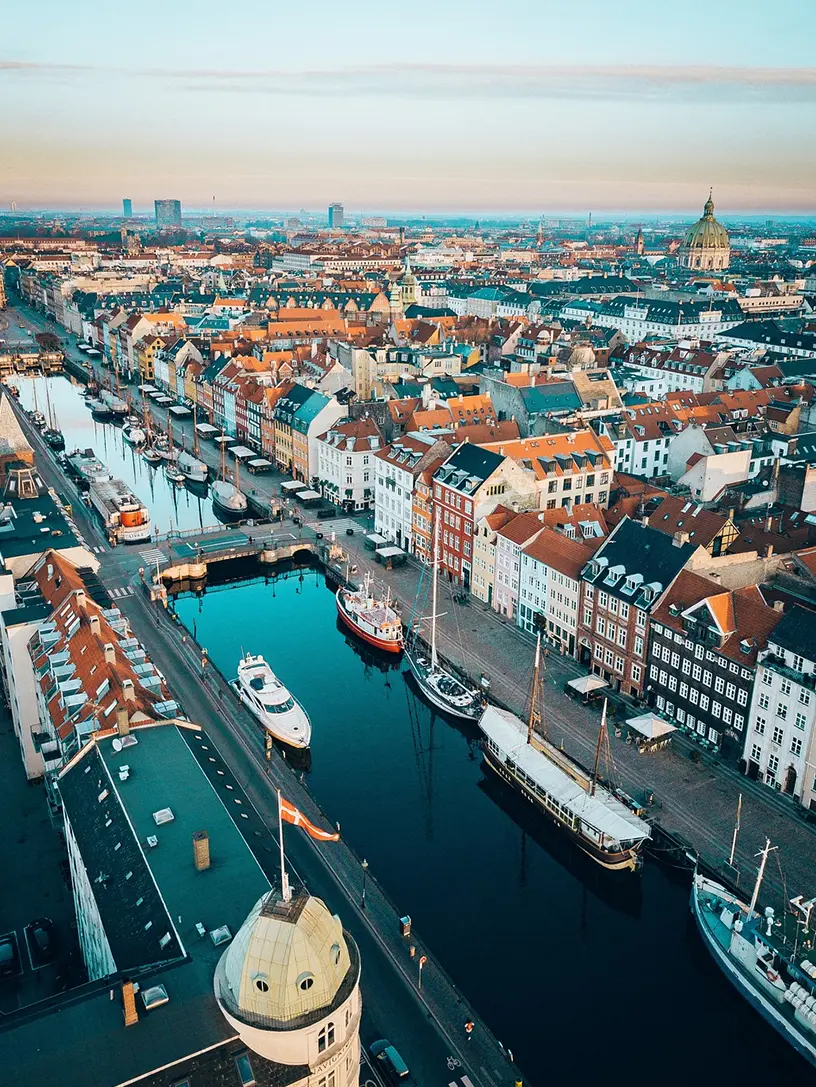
left=361, top=858, right=368, bottom=910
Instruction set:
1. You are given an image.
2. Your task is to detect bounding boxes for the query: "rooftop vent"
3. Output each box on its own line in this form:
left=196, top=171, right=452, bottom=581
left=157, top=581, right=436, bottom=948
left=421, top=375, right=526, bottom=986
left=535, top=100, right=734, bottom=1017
left=210, top=925, right=232, bottom=946
left=146, top=835, right=159, bottom=848
left=152, top=808, right=174, bottom=826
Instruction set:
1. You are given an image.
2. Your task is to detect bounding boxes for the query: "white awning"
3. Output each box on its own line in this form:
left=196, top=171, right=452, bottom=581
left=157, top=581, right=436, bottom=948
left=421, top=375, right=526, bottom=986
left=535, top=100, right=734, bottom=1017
left=626, top=713, right=677, bottom=740
left=169, top=405, right=191, bottom=417
left=229, top=445, right=255, bottom=460
left=281, top=480, right=303, bottom=491
left=376, top=546, right=405, bottom=558
left=366, top=533, right=387, bottom=545
left=568, top=675, right=609, bottom=695
left=295, top=489, right=321, bottom=500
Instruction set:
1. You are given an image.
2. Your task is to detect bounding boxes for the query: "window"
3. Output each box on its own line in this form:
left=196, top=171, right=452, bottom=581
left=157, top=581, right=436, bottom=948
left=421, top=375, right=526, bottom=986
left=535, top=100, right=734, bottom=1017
left=758, top=693, right=769, bottom=710
left=699, top=694, right=710, bottom=712
left=692, top=664, right=702, bottom=682
left=780, top=678, right=792, bottom=696
left=795, top=712, right=807, bottom=731
left=755, top=717, right=766, bottom=735
left=767, top=754, right=779, bottom=775
left=751, top=743, right=762, bottom=762
left=714, top=676, right=725, bottom=695
left=725, top=682, right=736, bottom=701
left=708, top=727, right=719, bottom=744
left=776, top=703, right=788, bottom=721
left=800, top=690, right=811, bottom=706
left=668, top=675, right=677, bottom=692
left=762, top=671, right=773, bottom=686
left=634, top=635, right=643, bottom=658
left=734, top=714, right=744, bottom=731
left=702, top=670, right=712, bottom=687
left=619, top=602, right=630, bottom=621
left=679, top=682, right=689, bottom=699
left=772, top=725, right=784, bottom=745
left=632, top=664, right=642, bottom=684
left=317, top=1022, right=336, bottom=1053
left=235, top=1053, right=256, bottom=1087
left=791, top=736, right=803, bottom=756
left=722, top=707, right=732, bottom=726
left=737, top=689, right=748, bottom=706
left=793, top=654, right=804, bottom=672
left=596, top=617, right=606, bottom=637
left=617, top=627, right=627, bottom=648
left=598, top=591, right=608, bottom=609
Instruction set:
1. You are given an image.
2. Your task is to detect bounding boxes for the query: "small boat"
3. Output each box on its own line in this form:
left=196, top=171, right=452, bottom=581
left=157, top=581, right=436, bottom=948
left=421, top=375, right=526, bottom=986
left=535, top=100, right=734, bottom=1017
left=336, top=572, right=403, bottom=654
left=7, top=385, right=20, bottom=399
left=87, top=398, right=111, bottom=420
left=142, top=445, right=163, bottom=465
left=29, top=410, right=47, bottom=429
left=43, top=428, right=65, bottom=451
left=692, top=844, right=816, bottom=1069
left=123, top=422, right=146, bottom=445
left=211, top=479, right=247, bottom=520
left=232, top=653, right=311, bottom=749
left=177, top=449, right=208, bottom=484
left=164, top=462, right=185, bottom=485
left=405, top=516, right=480, bottom=717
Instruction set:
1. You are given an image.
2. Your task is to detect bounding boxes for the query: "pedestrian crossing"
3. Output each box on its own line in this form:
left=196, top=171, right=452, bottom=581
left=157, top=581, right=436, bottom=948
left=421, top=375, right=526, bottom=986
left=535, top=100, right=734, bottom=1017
left=449, top=1077, right=474, bottom=1087
left=139, top=548, right=166, bottom=566
left=108, top=585, right=136, bottom=600
left=92, top=545, right=106, bottom=554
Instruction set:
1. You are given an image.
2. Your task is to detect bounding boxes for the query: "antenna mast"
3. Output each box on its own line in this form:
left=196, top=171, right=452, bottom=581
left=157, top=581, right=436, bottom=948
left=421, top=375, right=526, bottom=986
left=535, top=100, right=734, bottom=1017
left=527, top=632, right=541, bottom=745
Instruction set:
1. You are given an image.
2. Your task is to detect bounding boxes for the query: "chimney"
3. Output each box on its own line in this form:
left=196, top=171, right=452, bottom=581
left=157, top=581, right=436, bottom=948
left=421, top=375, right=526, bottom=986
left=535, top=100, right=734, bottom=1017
left=673, top=530, right=690, bottom=547
left=122, top=678, right=135, bottom=703
left=122, top=981, right=139, bottom=1027
left=193, top=830, right=211, bottom=872
left=104, top=643, right=116, bottom=664
left=76, top=589, right=87, bottom=609
left=89, top=615, right=101, bottom=636
left=773, top=599, right=784, bottom=612
left=116, top=707, right=130, bottom=736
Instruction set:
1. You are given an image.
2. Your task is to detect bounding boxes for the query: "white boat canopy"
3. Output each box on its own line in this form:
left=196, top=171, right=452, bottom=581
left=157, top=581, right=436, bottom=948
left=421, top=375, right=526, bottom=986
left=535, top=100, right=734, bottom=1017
left=626, top=713, right=677, bottom=740
left=480, top=706, right=651, bottom=845
left=568, top=675, right=610, bottom=695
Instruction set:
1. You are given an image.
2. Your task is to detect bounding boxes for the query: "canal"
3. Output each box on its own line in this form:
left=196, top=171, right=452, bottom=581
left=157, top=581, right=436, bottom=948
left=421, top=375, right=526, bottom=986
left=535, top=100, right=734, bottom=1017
left=17, top=375, right=222, bottom=536
left=172, top=566, right=805, bottom=1085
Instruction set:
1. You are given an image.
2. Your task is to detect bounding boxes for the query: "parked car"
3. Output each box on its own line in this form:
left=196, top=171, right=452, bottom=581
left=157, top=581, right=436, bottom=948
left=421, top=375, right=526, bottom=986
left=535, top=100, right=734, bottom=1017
left=0, top=935, right=18, bottom=978
left=369, top=1040, right=415, bottom=1086
left=26, top=918, right=55, bottom=962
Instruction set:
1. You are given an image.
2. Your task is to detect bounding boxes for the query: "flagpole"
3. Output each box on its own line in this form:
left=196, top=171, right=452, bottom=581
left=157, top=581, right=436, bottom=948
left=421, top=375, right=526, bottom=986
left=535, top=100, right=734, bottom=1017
left=277, top=789, right=291, bottom=903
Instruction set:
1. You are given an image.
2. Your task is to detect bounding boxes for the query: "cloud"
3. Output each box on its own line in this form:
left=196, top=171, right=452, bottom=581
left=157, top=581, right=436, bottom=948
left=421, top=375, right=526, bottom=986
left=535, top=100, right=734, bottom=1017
left=3, top=59, right=816, bottom=103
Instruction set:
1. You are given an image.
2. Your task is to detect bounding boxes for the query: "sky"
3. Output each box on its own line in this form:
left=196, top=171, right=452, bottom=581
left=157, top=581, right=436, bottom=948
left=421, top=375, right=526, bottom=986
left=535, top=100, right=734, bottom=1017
left=2, top=0, right=815, bottom=214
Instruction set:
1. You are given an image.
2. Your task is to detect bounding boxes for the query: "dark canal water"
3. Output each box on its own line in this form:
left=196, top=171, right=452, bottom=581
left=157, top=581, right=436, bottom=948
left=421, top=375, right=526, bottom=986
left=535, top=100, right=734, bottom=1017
left=173, top=567, right=806, bottom=1085
left=17, top=375, right=221, bottom=536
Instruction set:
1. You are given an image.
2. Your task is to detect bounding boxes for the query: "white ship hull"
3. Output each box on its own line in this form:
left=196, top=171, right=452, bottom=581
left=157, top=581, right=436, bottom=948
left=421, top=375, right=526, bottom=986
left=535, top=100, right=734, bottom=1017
left=691, top=874, right=816, bottom=1069
left=233, top=654, right=311, bottom=749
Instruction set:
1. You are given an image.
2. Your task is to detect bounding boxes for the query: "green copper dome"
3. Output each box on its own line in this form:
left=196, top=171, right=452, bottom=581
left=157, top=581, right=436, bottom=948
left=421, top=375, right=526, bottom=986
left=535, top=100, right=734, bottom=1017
left=683, top=190, right=729, bottom=251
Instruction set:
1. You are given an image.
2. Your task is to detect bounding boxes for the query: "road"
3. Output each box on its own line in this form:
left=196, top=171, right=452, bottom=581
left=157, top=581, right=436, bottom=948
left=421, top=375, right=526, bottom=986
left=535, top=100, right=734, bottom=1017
left=8, top=387, right=522, bottom=1087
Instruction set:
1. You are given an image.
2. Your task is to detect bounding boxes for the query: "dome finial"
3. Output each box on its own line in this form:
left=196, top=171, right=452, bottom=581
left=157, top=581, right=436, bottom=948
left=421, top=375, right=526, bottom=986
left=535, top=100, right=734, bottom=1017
left=704, top=188, right=714, bottom=218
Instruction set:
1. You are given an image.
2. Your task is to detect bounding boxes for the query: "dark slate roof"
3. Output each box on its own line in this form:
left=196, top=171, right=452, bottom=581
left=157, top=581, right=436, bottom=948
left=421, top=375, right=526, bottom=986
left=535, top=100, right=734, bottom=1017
left=404, top=304, right=457, bottom=318
left=718, top=320, right=816, bottom=353
left=58, top=744, right=184, bottom=972
left=529, top=276, right=639, bottom=298
left=434, top=442, right=504, bottom=494
left=599, top=295, right=743, bottom=324
left=272, top=382, right=314, bottom=423
left=582, top=517, right=696, bottom=610
left=768, top=605, right=816, bottom=661
left=134, top=1041, right=308, bottom=1087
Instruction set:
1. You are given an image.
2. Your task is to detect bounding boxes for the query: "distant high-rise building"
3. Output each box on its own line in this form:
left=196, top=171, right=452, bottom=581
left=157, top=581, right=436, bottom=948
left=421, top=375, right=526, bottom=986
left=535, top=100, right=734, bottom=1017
left=122, top=198, right=133, bottom=218
left=154, top=199, right=182, bottom=227
left=328, top=203, right=344, bottom=229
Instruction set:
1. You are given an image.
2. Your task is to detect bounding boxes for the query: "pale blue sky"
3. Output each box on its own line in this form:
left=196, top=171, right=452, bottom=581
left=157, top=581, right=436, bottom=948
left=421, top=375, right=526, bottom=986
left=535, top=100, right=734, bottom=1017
left=3, top=0, right=815, bottom=212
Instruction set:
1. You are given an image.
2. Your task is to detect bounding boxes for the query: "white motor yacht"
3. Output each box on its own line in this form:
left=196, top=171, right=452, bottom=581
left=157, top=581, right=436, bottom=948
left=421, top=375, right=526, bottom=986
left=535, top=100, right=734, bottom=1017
left=233, top=654, right=311, bottom=749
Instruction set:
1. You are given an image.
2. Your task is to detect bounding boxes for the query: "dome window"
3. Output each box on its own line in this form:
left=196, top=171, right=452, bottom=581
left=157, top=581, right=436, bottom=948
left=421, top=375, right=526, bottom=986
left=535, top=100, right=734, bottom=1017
left=331, top=942, right=341, bottom=966
left=253, top=973, right=269, bottom=993
left=297, top=972, right=315, bottom=991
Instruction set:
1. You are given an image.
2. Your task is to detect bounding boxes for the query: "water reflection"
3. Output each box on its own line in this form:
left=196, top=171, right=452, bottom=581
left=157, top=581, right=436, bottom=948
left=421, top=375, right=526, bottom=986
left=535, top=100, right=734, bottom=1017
left=17, top=375, right=221, bottom=536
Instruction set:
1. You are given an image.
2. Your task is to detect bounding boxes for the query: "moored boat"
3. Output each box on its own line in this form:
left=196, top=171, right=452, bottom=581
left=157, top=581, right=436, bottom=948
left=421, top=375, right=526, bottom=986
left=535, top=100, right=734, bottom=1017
left=164, top=461, right=185, bottom=485
left=692, top=847, right=816, bottom=1069
left=43, top=428, right=65, bottom=451
left=123, top=422, right=146, bottom=446
left=405, top=515, right=480, bottom=718
left=88, top=476, right=151, bottom=544
left=211, top=479, right=247, bottom=520
left=178, top=449, right=209, bottom=484
left=478, top=639, right=651, bottom=872
left=336, top=572, right=403, bottom=654
left=232, top=653, right=311, bottom=749
left=65, top=448, right=112, bottom=491
left=142, top=445, right=163, bottom=465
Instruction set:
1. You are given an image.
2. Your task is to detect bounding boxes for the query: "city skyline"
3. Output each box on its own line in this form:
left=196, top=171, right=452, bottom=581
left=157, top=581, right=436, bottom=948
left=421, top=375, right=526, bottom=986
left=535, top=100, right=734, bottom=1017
left=3, top=0, right=815, bottom=212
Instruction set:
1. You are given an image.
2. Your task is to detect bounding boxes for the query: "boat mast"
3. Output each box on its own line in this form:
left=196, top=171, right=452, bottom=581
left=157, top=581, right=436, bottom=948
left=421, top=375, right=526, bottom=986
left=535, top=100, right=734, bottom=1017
left=527, top=632, right=542, bottom=745
left=192, top=402, right=200, bottom=457
left=431, top=514, right=439, bottom=669
left=748, top=838, right=775, bottom=917
left=590, top=699, right=608, bottom=797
